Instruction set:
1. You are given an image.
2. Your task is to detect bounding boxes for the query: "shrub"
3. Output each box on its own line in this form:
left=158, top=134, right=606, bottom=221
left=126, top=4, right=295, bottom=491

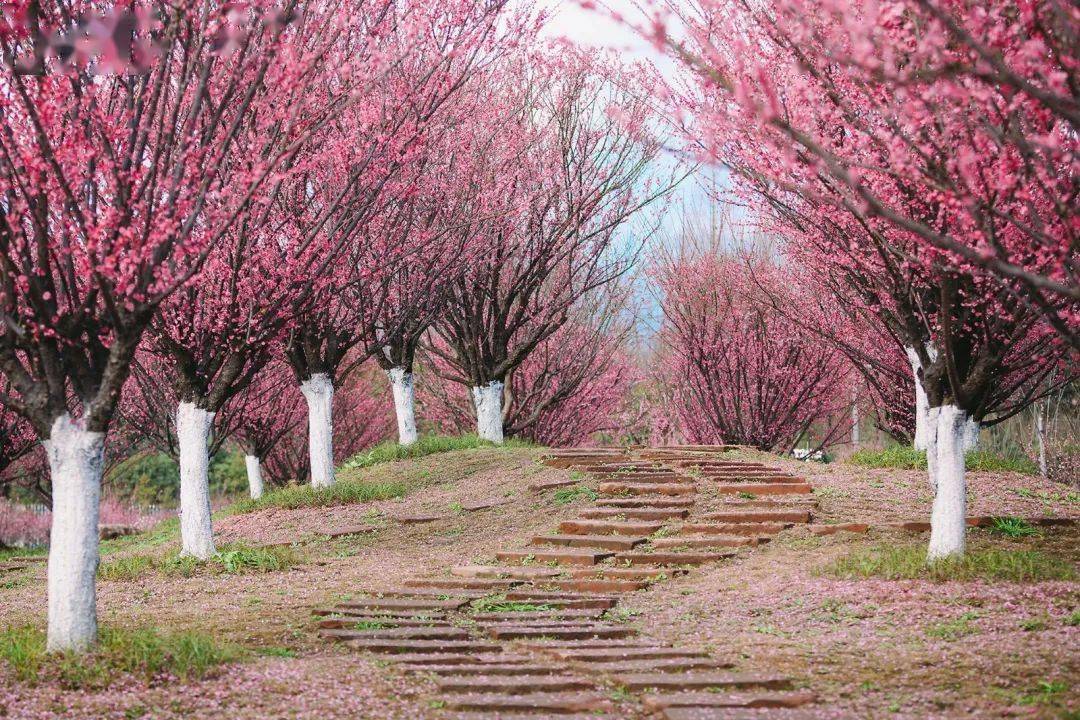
left=0, top=625, right=240, bottom=688
left=822, top=544, right=1075, bottom=583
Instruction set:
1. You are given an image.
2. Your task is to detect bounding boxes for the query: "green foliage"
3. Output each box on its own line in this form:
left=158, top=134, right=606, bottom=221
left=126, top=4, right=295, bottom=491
left=98, top=555, right=156, bottom=581
left=230, top=479, right=408, bottom=513
left=822, top=544, right=1075, bottom=583
left=552, top=485, right=599, bottom=505
left=988, top=517, right=1040, bottom=538
left=106, top=449, right=250, bottom=505
left=341, top=434, right=533, bottom=470
left=848, top=446, right=1038, bottom=474
left=472, top=594, right=554, bottom=613
left=0, top=625, right=240, bottom=688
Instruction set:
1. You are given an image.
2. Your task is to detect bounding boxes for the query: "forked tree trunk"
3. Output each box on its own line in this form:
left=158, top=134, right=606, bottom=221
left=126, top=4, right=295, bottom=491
left=246, top=455, right=264, bottom=500
left=472, top=380, right=504, bottom=443
left=301, top=373, right=336, bottom=489
left=387, top=367, right=418, bottom=446
left=177, top=402, right=216, bottom=559
left=45, top=414, right=105, bottom=652
left=905, top=347, right=932, bottom=451
left=927, top=404, right=968, bottom=561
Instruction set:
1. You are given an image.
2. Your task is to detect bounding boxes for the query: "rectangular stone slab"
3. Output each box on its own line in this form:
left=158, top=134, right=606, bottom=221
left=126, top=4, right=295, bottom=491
left=578, top=657, right=732, bottom=673
left=596, top=498, right=695, bottom=508
left=614, top=672, right=792, bottom=692
left=613, top=551, right=734, bottom=566
left=660, top=708, right=820, bottom=720
left=539, top=646, right=707, bottom=662
left=581, top=508, right=690, bottom=520
left=320, top=627, right=469, bottom=641
left=495, top=549, right=614, bottom=566
left=337, top=598, right=469, bottom=611
left=679, top=522, right=792, bottom=536
left=436, top=675, right=596, bottom=693
left=652, top=536, right=755, bottom=550
left=470, top=610, right=606, bottom=621
left=487, top=626, right=635, bottom=641
left=699, top=510, right=811, bottom=524
left=642, top=690, right=816, bottom=711
left=442, top=692, right=611, bottom=713
left=341, top=639, right=501, bottom=654
left=599, top=483, right=696, bottom=496
left=404, top=578, right=521, bottom=590
left=543, top=578, right=648, bottom=593
left=714, top=483, right=812, bottom=495
left=402, top=663, right=564, bottom=676
left=530, top=534, right=646, bottom=551
left=451, top=565, right=563, bottom=580
left=558, top=519, right=664, bottom=536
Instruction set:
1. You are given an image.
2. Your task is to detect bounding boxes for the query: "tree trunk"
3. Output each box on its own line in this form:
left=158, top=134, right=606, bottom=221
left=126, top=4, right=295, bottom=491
left=927, top=404, right=968, bottom=562
left=472, top=380, right=504, bottom=443
left=905, top=347, right=932, bottom=451
left=178, top=402, right=216, bottom=560
left=961, top=417, right=980, bottom=451
left=850, top=401, right=860, bottom=447
left=246, top=455, right=264, bottom=500
left=387, top=367, right=418, bottom=446
left=301, top=373, right=336, bottom=489
left=1035, top=402, right=1048, bottom=478
left=45, top=414, right=105, bottom=652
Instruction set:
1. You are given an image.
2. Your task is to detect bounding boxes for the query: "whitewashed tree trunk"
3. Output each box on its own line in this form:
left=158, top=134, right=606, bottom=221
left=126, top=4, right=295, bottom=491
left=178, top=402, right=216, bottom=560
left=387, top=367, right=418, bottom=446
left=246, top=455, right=264, bottom=500
left=961, top=417, right=980, bottom=451
left=927, top=404, right=968, bottom=561
left=851, top=401, right=860, bottom=447
left=45, top=414, right=105, bottom=652
left=472, top=380, right=504, bottom=443
left=301, top=373, right=336, bottom=489
left=905, top=347, right=932, bottom=451
left=1035, top=403, right=1048, bottom=478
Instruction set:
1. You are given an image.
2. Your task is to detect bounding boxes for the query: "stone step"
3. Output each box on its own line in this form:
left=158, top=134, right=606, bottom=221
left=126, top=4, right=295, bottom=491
left=597, top=475, right=692, bottom=484
left=313, top=607, right=447, bottom=619
left=402, top=663, right=564, bottom=676
left=715, top=483, right=813, bottom=496
left=470, top=610, right=606, bottom=622
left=436, top=675, right=596, bottom=694
left=337, top=598, right=468, bottom=611
left=390, top=653, right=482, bottom=665
left=643, top=690, right=817, bottom=712
left=540, top=646, right=710, bottom=662
left=441, top=692, right=611, bottom=714
left=521, top=640, right=666, bottom=651
left=577, top=657, right=732, bottom=673
left=810, top=523, right=869, bottom=536
left=530, top=479, right=580, bottom=492
left=567, top=567, right=687, bottom=581
left=320, top=627, right=469, bottom=641
left=392, top=513, right=449, bottom=524
left=679, top=523, right=792, bottom=536
left=341, top=639, right=501, bottom=654
left=613, top=551, right=734, bottom=566
left=486, top=626, right=635, bottom=641
left=599, top=482, right=696, bottom=497
left=452, top=565, right=563, bottom=580
left=581, top=508, right=690, bottom=521
left=614, top=672, right=792, bottom=692
left=699, top=510, right=811, bottom=524
left=358, top=587, right=488, bottom=598
left=404, top=578, right=521, bottom=590
left=596, top=498, right=695, bottom=509
left=652, top=536, right=757, bottom=550
left=495, top=549, right=614, bottom=566
left=543, top=578, right=648, bottom=593
left=317, top=617, right=456, bottom=629
left=660, top=709, right=820, bottom=720
left=531, top=534, right=646, bottom=551
left=444, top=713, right=623, bottom=720
left=559, top=519, right=664, bottom=536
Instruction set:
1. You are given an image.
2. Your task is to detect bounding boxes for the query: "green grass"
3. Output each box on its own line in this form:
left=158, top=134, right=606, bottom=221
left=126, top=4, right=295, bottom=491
left=0, top=625, right=240, bottom=687
left=472, top=594, right=555, bottom=613
left=848, top=446, right=1038, bottom=474
left=341, top=434, right=532, bottom=470
left=926, top=611, right=980, bottom=641
left=988, top=517, right=1040, bottom=539
left=821, top=544, right=1075, bottom=583
left=98, top=544, right=295, bottom=581
left=230, top=479, right=409, bottom=513
left=552, top=485, right=599, bottom=505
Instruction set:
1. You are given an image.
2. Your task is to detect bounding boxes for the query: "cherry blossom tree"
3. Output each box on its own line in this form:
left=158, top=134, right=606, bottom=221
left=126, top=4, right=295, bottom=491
left=0, top=0, right=354, bottom=651
left=430, top=49, right=667, bottom=442
left=230, top=364, right=306, bottom=499
left=656, top=251, right=852, bottom=451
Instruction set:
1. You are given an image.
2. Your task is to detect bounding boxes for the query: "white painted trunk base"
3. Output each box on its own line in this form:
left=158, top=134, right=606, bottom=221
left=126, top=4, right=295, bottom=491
left=906, top=347, right=932, bottom=451
left=178, top=403, right=216, bottom=560
left=1036, top=406, right=1048, bottom=478
left=850, top=401, right=860, bottom=447
left=387, top=368, right=418, bottom=446
left=927, top=404, right=968, bottom=561
left=45, top=414, right=105, bottom=652
left=961, top=417, right=980, bottom=451
left=473, top=381, right=504, bottom=444
left=301, top=373, right=336, bottom=489
left=246, top=455, right=264, bottom=500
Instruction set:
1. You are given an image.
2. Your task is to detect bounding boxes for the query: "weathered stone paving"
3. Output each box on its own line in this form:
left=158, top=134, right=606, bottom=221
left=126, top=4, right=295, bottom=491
left=313, top=445, right=831, bottom=718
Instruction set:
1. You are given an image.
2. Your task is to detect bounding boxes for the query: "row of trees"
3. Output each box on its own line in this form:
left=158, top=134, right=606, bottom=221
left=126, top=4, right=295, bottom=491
left=644, top=0, right=1076, bottom=560
left=0, top=1, right=660, bottom=652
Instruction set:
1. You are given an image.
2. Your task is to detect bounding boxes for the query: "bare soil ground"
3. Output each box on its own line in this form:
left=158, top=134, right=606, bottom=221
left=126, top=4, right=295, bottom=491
left=1, top=445, right=1077, bottom=719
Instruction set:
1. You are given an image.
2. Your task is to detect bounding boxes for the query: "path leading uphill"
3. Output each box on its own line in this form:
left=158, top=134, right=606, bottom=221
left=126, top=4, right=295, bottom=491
left=311, top=444, right=852, bottom=719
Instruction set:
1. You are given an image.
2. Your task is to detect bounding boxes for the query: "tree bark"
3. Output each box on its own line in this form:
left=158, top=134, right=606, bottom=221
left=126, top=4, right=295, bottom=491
left=301, top=373, right=336, bottom=488
left=178, top=402, right=216, bottom=560
left=905, top=347, right=932, bottom=451
left=45, top=414, right=105, bottom=652
left=245, top=454, right=264, bottom=500
left=472, top=380, right=504, bottom=443
left=927, top=404, right=968, bottom=561
left=387, top=367, right=418, bottom=446
left=1035, top=402, right=1048, bottom=478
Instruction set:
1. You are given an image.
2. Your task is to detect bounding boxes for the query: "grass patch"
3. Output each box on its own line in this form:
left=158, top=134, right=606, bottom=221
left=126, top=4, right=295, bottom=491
left=553, top=485, right=599, bottom=505
left=988, top=517, right=1040, bottom=539
left=342, top=434, right=532, bottom=470
left=231, top=479, right=408, bottom=513
left=473, top=594, right=554, bottom=613
left=99, top=544, right=295, bottom=581
left=822, top=544, right=1075, bottom=583
left=926, top=611, right=980, bottom=641
left=848, top=446, right=1038, bottom=474
left=0, top=625, right=240, bottom=687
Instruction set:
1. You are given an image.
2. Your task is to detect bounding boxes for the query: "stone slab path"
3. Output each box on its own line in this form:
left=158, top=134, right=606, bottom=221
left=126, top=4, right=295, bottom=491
left=311, top=445, right=838, bottom=719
